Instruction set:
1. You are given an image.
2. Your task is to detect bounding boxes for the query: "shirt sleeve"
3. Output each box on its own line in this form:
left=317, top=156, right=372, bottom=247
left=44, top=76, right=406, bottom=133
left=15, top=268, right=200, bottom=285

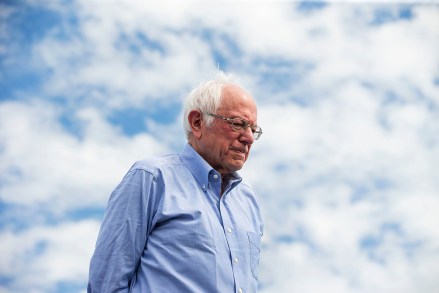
left=88, top=168, right=159, bottom=293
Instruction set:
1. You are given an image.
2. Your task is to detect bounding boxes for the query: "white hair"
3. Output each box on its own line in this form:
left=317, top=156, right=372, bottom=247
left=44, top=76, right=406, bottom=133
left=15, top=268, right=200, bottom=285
left=183, top=71, right=240, bottom=139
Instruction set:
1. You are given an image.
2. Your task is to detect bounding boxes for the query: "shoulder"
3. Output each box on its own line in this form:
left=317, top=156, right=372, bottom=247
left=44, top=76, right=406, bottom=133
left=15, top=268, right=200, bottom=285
left=128, top=153, right=183, bottom=178
left=230, top=178, right=261, bottom=208
left=237, top=179, right=259, bottom=199
left=239, top=179, right=256, bottom=192
left=236, top=179, right=262, bottom=213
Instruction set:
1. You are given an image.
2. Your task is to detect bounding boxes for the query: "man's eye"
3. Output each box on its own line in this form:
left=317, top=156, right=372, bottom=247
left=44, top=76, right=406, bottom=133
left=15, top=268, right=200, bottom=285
left=232, top=120, right=247, bottom=128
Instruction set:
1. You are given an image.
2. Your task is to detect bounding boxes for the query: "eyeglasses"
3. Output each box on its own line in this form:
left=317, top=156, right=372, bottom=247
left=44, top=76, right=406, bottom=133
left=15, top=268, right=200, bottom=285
left=206, top=113, right=263, bottom=140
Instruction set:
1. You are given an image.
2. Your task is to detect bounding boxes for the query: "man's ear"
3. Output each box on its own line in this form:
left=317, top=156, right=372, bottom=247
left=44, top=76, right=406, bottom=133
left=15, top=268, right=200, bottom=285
left=188, top=110, right=203, bottom=139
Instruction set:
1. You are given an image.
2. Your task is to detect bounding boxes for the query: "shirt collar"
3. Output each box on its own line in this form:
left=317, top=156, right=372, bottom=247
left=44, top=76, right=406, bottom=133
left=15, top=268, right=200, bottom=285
left=180, top=143, right=242, bottom=190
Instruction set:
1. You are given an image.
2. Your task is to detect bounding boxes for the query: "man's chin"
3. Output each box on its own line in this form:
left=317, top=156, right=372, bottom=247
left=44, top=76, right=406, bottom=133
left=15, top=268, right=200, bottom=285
left=225, top=160, right=245, bottom=173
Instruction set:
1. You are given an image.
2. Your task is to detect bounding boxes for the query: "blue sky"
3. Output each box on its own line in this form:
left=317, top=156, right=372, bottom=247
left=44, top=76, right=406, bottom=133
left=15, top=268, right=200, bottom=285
left=1, top=1, right=439, bottom=292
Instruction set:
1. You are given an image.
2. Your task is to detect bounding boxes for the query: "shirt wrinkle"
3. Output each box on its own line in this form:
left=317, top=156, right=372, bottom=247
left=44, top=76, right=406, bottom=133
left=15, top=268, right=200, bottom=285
left=88, top=143, right=263, bottom=293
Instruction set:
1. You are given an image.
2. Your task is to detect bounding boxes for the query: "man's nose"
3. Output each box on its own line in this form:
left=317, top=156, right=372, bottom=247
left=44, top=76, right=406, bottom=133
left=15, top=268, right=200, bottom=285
left=239, top=127, right=255, bottom=145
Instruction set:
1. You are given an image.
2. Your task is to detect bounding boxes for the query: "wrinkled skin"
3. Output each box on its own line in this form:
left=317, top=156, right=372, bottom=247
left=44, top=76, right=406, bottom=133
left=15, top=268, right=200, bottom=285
left=188, top=84, right=257, bottom=176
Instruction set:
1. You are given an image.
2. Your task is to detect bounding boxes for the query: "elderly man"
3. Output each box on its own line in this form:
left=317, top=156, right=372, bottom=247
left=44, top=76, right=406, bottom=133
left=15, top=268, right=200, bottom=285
left=88, top=72, right=263, bottom=293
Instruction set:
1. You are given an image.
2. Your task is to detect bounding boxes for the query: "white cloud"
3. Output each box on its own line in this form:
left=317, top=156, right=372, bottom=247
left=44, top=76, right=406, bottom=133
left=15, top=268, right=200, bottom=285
left=0, top=100, right=168, bottom=213
left=1, top=1, right=439, bottom=293
left=29, top=1, right=218, bottom=110
left=0, top=220, right=100, bottom=293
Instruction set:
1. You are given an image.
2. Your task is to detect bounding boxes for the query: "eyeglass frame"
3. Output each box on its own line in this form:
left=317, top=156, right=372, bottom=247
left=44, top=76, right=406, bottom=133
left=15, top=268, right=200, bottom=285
left=206, top=113, right=263, bottom=140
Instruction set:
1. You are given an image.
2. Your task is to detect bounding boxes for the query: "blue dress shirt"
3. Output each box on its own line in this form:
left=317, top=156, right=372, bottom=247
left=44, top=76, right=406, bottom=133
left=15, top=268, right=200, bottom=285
left=88, top=143, right=263, bottom=293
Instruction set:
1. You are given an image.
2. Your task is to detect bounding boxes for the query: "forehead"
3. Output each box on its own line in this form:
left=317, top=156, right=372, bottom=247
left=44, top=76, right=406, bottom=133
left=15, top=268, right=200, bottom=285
left=218, top=84, right=257, bottom=120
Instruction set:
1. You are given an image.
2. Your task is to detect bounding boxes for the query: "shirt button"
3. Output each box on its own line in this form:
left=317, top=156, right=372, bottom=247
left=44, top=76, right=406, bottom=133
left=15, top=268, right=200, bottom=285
left=213, top=174, right=219, bottom=179
left=234, top=257, right=239, bottom=263
left=227, top=227, right=232, bottom=233
left=238, top=288, right=243, bottom=293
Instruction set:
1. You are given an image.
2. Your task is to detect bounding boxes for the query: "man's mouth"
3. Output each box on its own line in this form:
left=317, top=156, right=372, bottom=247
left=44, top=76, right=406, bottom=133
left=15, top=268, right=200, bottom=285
left=230, top=147, right=246, bottom=154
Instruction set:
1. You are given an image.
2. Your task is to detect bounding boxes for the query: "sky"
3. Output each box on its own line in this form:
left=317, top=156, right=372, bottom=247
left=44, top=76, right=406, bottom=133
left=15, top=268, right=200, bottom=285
left=1, top=0, right=438, bottom=292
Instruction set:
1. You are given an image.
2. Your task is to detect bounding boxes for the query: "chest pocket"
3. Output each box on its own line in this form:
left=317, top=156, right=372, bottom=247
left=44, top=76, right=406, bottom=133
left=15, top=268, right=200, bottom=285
left=247, top=232, right=261, bottom=280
